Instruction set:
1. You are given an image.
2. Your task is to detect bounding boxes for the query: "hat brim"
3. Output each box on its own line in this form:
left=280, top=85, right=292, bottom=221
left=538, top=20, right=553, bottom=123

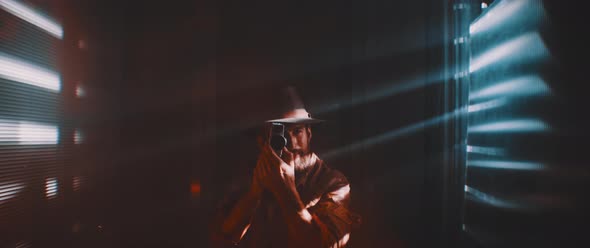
left=266, top=117, right=324, bottom=124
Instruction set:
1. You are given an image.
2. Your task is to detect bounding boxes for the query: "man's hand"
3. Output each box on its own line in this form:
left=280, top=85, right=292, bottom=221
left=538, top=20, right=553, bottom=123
left=254, top=145, right=320, bottom=248
left=254, top=145, right=297, bottom=197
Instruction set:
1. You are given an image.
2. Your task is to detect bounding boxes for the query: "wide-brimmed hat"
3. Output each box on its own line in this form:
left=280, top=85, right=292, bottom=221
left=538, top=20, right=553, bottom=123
left=265, top=86, right=324, bottom=124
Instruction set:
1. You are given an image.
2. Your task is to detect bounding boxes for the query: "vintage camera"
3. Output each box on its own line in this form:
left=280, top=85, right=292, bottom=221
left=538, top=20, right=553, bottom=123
left=269, top=122, right=287, bottom=156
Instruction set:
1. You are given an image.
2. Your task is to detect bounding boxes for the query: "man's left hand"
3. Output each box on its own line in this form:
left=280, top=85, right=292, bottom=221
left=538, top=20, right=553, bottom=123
left=255, top=145, right=297, bottom=197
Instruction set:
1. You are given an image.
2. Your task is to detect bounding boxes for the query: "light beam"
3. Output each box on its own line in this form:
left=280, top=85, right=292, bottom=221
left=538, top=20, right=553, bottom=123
left=0, top=0, right=63, bottom=39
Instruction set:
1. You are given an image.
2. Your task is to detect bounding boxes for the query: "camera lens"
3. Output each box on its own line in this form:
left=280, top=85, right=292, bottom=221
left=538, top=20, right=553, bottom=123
left=270, top=135, right=287, bottom=152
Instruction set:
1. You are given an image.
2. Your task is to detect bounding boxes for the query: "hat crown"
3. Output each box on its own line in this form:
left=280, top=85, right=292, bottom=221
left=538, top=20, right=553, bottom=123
left=266, top=86, right=323, bottom=124
left=278, top=86, right=305, bottom=113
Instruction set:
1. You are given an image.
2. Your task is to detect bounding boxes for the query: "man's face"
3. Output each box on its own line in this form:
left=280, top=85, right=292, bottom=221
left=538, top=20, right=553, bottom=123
left=285, top=123, right=312, bottom=156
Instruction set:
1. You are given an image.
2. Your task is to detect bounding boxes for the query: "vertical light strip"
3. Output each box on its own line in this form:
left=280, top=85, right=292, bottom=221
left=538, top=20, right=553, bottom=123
left=74, top=128, right=83, bottom=144
left=0, top=0, right=63, bottom=39
left=45, top=177, right=57, bottom=199
left=72, top=176, right=82, bottom=192
left=75, top=85, right=85, bottom=98
left=0, top=53, right=62, bottom=92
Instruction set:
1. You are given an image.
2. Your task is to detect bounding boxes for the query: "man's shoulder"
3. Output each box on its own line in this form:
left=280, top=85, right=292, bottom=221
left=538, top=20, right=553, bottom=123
left=310, top=157, right=350, bottom=193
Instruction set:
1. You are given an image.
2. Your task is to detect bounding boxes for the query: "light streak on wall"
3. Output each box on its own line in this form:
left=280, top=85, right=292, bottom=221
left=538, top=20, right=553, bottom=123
left=467, top=145, right=507, bottom=156
left=468, top=119, right=549, bottom=133
left=0, top=0, right=63, bottom=39
left=467, top=160, right=546, bottom=171
left=469, top=0, right=529, bottom=35
left=467, top=98, right=508, bottom=113
left=0, top=119, right=59, bottom=145
left=469, top=75, right=551, bottom=101
left=0, top=182, right=24, bottom=202
left=469, top=32, right=549, bottom=73
left=0, top=53, right=61, bottom=92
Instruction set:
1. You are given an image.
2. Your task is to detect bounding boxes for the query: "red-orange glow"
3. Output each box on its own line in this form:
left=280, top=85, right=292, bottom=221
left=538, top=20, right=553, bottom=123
left=191, top=181, right=201, bottom=196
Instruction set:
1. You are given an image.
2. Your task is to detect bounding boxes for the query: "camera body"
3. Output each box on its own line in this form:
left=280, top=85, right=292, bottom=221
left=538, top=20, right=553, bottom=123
left=269, top=122, right=287, bottom=156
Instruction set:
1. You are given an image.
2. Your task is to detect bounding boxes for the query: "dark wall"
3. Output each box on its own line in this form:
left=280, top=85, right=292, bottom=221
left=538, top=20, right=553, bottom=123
left=71, top=0, right=449, bottom=247
left=211, top=0, right=448, bottom=247
left=71, top=1, right=217, bottom=247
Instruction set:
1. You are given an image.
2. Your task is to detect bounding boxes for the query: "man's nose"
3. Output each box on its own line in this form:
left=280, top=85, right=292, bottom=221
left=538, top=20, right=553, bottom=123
left=286, top=134, right=295, bottom=148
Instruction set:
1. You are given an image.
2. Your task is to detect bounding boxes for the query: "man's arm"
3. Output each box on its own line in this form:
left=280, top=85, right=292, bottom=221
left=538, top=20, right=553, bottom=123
left=274, top=181, right=356, bottom=248
left=218, top=188, right=260, bottom=243
left=258, top=146, right=356, bottom=248
left=273, top=181, right=323, bottom=247
left=211, top=155, right=267, bottom=247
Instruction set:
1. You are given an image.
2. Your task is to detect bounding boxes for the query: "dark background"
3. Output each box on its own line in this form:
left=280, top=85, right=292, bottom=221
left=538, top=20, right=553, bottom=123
left=67, top=0, right=448, bottom=247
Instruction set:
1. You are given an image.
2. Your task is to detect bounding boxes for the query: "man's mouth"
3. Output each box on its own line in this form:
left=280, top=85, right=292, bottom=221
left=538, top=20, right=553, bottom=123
left=290, top=149, right=308, bottom=156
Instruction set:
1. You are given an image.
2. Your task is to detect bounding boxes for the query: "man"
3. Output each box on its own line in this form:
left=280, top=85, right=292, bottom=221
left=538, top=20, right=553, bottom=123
left=211, top=87, right=360, bottom=248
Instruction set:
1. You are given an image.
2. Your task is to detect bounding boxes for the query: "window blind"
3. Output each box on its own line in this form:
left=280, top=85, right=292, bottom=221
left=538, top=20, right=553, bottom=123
left=0, top=0, right=68, bottom=245
left=460, top=0, right=583, bottom=246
